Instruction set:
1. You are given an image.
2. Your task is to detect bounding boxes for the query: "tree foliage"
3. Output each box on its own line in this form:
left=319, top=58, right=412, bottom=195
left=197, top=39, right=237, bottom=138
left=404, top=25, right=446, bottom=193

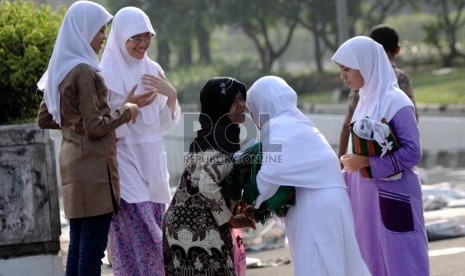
left=220, top=0, right=300, bottom=73
left=358, top=0, right=417, bottom=33
left=297, top=0, right=361, bottom=74
left=0, top=0, right=64, bottom=124
left=422, top=0, right=465, bottom=67
left=107, top=0, right=219, bottom=68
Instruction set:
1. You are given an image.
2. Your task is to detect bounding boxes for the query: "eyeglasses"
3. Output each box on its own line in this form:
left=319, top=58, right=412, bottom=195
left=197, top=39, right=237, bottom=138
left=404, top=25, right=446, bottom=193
left=127, top=34, right=154, bottom=44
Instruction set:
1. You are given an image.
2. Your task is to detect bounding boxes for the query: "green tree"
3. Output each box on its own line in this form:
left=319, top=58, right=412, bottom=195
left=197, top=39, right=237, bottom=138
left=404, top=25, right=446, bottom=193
left=106, top=0, right=219, bottom=68
left=0, top=0, right=64, bottom=124
left=221, top=0, right=300, bottom=74
left=423, top=0, right=465, bottom=67
left=358, top=0, right=417, bottom=33
left=296, top=0, right=361, bottom=74
left=151, top=0, right=219, bottom=67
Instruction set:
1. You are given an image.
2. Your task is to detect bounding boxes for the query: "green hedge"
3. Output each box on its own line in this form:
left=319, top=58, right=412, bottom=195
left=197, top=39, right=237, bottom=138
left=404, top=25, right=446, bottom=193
left=0, top=0, right=64, bottom=124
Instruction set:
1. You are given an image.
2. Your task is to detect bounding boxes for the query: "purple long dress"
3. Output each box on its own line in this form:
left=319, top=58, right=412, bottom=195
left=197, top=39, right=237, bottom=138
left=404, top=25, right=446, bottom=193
left=347, top=107, right=430, bottom=276
left=109, top=199, right=165, bottom=276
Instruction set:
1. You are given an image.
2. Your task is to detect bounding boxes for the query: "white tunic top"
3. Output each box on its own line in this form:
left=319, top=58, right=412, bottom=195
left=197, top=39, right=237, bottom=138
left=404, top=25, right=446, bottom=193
left=100, top=6, right=181, bottom=204
left=110, top=90, right=180, bottom=204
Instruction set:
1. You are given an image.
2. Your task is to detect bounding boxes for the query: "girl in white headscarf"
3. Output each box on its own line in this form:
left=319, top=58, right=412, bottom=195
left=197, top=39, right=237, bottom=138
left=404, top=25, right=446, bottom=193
left=36, top=1, right=154, bottom=275
left=332, top=36, right=429, bottom=276
left=99, top=6, right=181, bottom=275
left=246, top=76, right=371, bottom=276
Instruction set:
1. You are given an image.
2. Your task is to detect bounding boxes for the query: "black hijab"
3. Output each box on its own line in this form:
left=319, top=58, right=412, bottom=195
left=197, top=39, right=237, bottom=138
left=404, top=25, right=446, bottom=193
left=189, top=77, right=247, bottom=155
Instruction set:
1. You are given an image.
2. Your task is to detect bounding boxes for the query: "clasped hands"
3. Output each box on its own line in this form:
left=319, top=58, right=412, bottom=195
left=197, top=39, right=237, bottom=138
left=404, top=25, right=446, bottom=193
left=228, top=201, right=256, bottom=230
left=123, top=72, right=176, bottom=123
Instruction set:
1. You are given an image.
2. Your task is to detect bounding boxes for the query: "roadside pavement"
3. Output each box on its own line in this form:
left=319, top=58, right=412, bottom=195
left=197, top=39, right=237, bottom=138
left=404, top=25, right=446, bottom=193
left=58, top=166, right=465, bottom=275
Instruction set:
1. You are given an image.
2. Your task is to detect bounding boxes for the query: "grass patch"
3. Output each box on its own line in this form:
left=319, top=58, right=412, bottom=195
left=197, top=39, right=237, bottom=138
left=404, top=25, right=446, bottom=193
left=296, top=66, right=465, bottom=105
left=167, top=62, right=465, bottom=106
left=409, top=67, right=465, bottom=104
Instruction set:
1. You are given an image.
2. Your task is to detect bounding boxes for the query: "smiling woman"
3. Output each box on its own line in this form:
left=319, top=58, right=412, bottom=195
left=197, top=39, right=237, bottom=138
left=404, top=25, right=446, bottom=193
left=35, top=1, right=144, bottom=275
left=127, top=33, right=154, bottom=43
left=163, top=77, right=256, bottom=276
left=99, top=6, right=181, bottom=276
left=90, top=25, right=108, bottom=54
left=228, top=92, right=246, bottom=124
left=126, top=32, right=154, bottom=59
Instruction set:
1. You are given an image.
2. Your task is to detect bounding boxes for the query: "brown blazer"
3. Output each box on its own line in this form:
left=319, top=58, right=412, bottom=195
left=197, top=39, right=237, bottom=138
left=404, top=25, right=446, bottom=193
left=38, top=63, right=131, bottom=219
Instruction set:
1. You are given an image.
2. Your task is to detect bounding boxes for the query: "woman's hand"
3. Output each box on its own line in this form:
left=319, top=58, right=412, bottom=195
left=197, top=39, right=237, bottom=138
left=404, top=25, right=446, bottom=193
left=124, top=84, right=157, bottom=108
left=123, top=102, right=139, bottom=123
left=141, top=72, right=178, bottom=115
left=141, top=72, right=177, bottom=99
left=228, top=214, right=256, bottom=230
left=340, top=154, right=369, bottom=172
left=234, top=202, right=254, bottom=219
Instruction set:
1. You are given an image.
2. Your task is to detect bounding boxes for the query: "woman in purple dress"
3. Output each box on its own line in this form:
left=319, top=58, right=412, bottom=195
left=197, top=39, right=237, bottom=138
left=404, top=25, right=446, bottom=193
left=332, top=36, right=430, bottom=276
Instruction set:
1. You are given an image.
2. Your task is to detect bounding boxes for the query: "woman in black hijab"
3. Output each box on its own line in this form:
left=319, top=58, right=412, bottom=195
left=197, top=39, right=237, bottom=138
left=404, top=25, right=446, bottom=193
left=163, top=77, right=255, bottom=276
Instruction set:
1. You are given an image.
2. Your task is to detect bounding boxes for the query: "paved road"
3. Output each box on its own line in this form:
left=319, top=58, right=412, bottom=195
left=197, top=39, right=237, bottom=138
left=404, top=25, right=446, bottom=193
left=63, top=167, right=465, bottom=275
left=243, top=235, right=465, bottom=276
left=95, top=235, right=465, bottom=276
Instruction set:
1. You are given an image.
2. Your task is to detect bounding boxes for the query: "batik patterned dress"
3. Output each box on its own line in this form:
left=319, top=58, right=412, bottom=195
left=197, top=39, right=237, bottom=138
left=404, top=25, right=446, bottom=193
left=163, top=150, right=236, bottom=276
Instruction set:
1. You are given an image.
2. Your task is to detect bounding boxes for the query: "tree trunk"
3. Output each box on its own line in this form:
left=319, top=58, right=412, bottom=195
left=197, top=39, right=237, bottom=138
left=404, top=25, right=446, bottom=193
left=313, top=32, right=324, bottom=74
left=196, top=19, right=212, bottom=64
left=177, top=36, right=193, bottom=66
left=157, top=40, right=170, bottom=69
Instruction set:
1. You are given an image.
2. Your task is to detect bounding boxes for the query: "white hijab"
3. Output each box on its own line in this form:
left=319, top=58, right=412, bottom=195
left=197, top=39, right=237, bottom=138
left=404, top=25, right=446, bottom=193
left=246, top=76, right=310, bottom=129
left=246, top=76, right=345, bottom=206
left=331, top=36, right=413, bottom=123
left=37, top=1, right=112, bottom=125
left=100, top=7, right=161, bottom=125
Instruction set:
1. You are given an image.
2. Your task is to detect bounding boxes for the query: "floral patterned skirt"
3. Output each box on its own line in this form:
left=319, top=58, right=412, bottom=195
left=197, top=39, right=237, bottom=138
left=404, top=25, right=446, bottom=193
left=109, top=199, right=165, bottom=276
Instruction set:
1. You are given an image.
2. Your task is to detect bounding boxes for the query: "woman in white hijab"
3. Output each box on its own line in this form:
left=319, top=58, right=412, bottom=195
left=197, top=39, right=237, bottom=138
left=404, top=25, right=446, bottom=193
left=36, top=1, right=153, bottom=275
left=100, top=6, right=181, bottom=275
left=246, top=76, right=371, bottom=276
left=332, top=36, right=429, bottom=276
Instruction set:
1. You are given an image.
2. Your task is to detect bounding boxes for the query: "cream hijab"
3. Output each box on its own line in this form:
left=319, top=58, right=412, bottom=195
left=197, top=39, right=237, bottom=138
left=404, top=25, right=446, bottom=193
left=100, top=7, right=160, bottom=125
left=331, top=36, right=413, bottom=123
left=37, top=1, right=112, bottom=125
left=246, top=76, right=345, bottom=206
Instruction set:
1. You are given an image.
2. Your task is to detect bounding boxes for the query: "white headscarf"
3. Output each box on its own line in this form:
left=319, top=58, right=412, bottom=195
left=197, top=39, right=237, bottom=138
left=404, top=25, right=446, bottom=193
left=246, top=76, right=345, bottom=206
left=100, top=7, right=161, bottom=125
left=331, top=36, right=413, bottom=123
left=37, top=1, right=112, bottom=125
left=246, top=76, right=309, bottom=129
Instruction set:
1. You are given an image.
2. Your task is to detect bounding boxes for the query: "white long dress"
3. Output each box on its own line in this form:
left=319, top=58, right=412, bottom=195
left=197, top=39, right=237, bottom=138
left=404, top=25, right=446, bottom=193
left=247, top=76, right=371, bottom=276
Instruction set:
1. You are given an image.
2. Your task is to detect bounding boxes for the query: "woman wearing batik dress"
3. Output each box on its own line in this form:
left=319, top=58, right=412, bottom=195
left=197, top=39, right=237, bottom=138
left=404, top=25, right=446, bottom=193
left=100, top=7, right=181, bottom=275
left=332, top=36, right=430, bottom=276
left=163, top=77, right=255, bottom=276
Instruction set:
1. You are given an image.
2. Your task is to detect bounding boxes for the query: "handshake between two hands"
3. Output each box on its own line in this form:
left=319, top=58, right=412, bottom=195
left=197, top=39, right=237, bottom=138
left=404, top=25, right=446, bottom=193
left=229, top=201, right=256, bottom=230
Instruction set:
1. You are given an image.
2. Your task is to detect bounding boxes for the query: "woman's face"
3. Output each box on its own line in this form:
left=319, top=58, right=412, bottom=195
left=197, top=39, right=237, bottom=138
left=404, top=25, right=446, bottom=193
left=90, top=25, right=107, bottom=54
left=338, top=64, right=364, bottom=90
left=125, top=32, right=153, bottom=59
left=228, top=92, right=246, bottom=124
